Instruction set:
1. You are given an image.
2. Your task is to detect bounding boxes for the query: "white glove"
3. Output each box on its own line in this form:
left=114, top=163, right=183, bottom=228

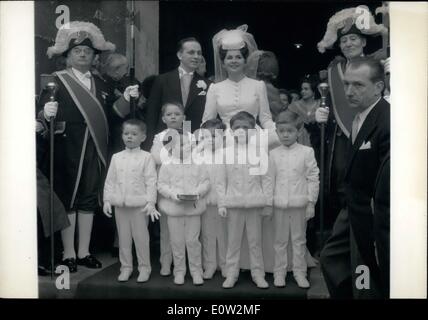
left=315, top=107, right=329, bottom=124
left=381, top=57, right=390, bottom=74
left=123, top=85, right=140, bottom=102
left=44, top=101, right=58, bottom=121
left=305, top=203, right=315, bottom=221
left=36, top=121, right=44, bottom=133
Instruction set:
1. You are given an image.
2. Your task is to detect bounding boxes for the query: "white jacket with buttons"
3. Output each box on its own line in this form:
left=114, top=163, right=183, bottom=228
left=157, top=160, right=210, bottom=216
left=216, top=144, right=273, bottom=209
left=103, top=148, right=157, bottom=207
left=267, top=143, right=319, bottom=209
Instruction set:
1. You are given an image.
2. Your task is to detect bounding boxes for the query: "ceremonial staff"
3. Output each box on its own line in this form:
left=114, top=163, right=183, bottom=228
left=128, top=0, right=138, bottom=118
left=46, top=81, right=58, bottom=278
left=318, top=82, right=329, bottom=247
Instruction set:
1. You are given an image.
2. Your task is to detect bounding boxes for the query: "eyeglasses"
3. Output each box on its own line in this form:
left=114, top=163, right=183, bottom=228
left=71, top=47, right=94, bottom=55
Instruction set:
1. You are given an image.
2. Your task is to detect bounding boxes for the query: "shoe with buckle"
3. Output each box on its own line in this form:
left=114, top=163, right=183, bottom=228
left=76, top=255, right=102, bottom=269
left=60, top=258, right=77, bottom=273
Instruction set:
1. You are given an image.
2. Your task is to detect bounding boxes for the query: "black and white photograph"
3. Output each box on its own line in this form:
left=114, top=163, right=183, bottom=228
left=0, top=0, right=426, bottom=307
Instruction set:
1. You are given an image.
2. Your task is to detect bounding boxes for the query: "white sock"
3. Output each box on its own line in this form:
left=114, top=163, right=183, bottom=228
left=77, top=211, right=94, bottom=259
left=61, top=212, right=76, bottom=259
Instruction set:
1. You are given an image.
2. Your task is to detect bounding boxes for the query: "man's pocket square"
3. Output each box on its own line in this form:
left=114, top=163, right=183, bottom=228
left=359, top=141, right=371, bottom=150
left=198, top=91, right=207, bottom=96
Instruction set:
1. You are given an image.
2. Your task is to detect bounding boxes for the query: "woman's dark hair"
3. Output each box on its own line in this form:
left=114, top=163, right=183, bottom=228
left=219, top=43, right=249, bottom=62
left=300, top=74, right=321, bottom=99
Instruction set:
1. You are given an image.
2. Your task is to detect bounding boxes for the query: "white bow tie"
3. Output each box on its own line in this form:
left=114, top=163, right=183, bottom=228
left=179, top=68, right=193, bottom=77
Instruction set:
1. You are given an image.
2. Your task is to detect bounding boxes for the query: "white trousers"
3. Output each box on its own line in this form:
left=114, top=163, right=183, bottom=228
left=225, top=209, right=264, bottom=278
left=159, top=210, right=173, bottom=269
left=201, top=205, right=227, bottom=273
left=273, top=207, right=307, bottom=276
left=167, top=215, right=203, bottom=277
left=115, top=207, right=151, bottom=274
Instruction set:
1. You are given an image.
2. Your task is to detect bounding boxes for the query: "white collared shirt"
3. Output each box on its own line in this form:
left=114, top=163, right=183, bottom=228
left=178, top=66, right=194, bottom=79
left=71, top=67, right=92, bottom=90
left=355, top=97, right=381, bottom=133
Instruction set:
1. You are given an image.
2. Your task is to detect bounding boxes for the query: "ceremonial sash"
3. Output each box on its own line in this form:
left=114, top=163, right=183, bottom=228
left=328, top=63, right=359, bottom=138
left=56, top=70, right=109, bottom=166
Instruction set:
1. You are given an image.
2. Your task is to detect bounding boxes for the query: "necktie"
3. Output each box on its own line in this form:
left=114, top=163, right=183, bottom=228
left=181, top=73, right=192, bottom=106
left=351, top=114, right=360, bottom=144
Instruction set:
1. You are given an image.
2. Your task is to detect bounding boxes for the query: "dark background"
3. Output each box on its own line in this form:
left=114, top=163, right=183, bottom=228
left=35, top=1, right=383, bottom=92
left=159, top=1, right=383, bottom=90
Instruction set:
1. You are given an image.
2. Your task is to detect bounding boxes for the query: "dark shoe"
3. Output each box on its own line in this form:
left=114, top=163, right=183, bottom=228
left=77, top=255, right=102, bottom=269
left=59, top=258, right=78, bottom=273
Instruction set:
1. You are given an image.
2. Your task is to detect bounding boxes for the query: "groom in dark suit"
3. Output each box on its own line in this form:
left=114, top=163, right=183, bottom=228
left=142, top=37, right=211, bottom=151
left=320, top=57, right=390, bottom=299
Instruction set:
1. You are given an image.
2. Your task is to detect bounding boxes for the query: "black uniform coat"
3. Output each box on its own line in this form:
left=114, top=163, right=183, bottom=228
left=37, top=69, right=122, bottom=211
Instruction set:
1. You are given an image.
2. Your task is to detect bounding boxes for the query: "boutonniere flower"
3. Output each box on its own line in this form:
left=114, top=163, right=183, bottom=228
left=101, top=91, right=109, bottom=100
left=196, top=80, right=207, bottom=91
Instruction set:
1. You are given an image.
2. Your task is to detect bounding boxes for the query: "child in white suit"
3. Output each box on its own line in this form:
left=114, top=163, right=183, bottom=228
left=157, top=133, right=210, bottom=286
left=194, top=119, right=228, bottom=280
left=150, top=102, right=194, bottom=277
left=103, top=119, right=160, bottom=282
left=217, top=111, right=273, bottom=289
left=268, top=110, right=319, bottom=288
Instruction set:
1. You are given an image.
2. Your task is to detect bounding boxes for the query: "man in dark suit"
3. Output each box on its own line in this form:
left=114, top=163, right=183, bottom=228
left=373, top=152, right=390, bottom=297
left=320, top=57, right=390, bottom=299
left=142, top=37, right=212, bottom=151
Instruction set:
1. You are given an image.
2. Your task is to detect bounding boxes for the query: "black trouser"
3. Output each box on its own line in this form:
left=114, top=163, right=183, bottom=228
left=320, top=208, right=383, bottom=299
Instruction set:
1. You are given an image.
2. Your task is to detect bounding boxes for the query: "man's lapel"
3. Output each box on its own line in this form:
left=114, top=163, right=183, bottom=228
left=345, top=101, right=381, bottom=176
left=169, top=68, right=183, bottom=105
left=185, top=73, right=200, bottom=109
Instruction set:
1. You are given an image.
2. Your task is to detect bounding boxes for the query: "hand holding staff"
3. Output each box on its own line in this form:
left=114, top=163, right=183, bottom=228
left=318, top=82, right=329, bottom=247
left=46, top=81, right=58, bottom=278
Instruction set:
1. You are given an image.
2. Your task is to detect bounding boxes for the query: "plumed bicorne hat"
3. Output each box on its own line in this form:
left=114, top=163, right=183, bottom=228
left=47, top=21, right=116, bottom=58
left=317, top=5, right=388, bottom=54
